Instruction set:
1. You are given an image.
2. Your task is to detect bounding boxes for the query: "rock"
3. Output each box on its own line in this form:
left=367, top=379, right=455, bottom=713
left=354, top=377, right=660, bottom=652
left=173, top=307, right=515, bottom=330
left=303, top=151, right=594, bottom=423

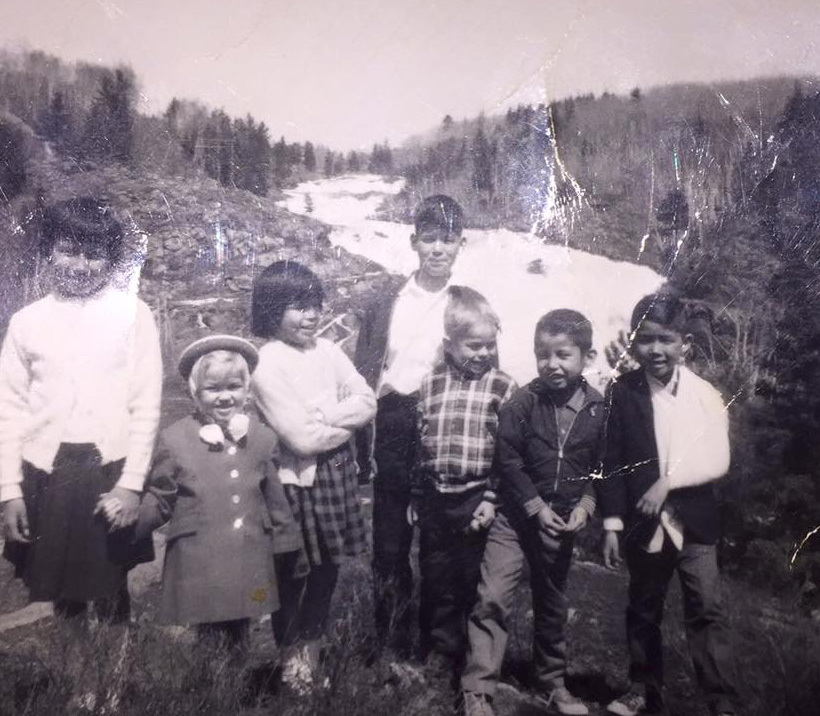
left=224, top=276, right=253, bottom=292
left=0, top=602, right=54, bottom=633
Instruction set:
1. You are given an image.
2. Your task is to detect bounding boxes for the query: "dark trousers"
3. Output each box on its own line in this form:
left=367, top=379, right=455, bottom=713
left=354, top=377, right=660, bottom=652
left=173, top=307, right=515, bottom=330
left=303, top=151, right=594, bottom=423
left=54, top=584, right=132, bottom=626
left=625, top=540, right=737, bottom=715
left=418, top=490, right=487, bottom=666
left=371, top=392, right=417, bottom=650
left=462, top=511, right=574, bottom=697
left=272, top=551, right=340, bottom=647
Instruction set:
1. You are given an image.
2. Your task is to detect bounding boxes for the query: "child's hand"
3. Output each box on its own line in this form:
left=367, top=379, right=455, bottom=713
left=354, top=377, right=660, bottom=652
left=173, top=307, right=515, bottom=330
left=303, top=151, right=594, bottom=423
left=604, top=329, right=640, bottom=374
left=563, top=506, right=589, bottom=533
left=537, top=504, right=566, bottom=537
left=3, top=498, right=31, bottom=543
left=469, top=500, right=496, bottom=532
left=636, top=477, right=669, bottom=517
left=293, top=548, right=310, bottom=580
left=406, top=501, right=419, bottom=527
left=96, top=487, right=140, bottom=530
left=94, top=496, right=124, bottom=525
left=603, top=530, right=622, bottom=569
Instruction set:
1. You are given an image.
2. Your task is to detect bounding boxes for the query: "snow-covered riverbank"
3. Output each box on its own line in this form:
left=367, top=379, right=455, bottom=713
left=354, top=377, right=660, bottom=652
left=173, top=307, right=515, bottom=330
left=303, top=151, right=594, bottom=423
left=280, top=174, right=664, bottom=386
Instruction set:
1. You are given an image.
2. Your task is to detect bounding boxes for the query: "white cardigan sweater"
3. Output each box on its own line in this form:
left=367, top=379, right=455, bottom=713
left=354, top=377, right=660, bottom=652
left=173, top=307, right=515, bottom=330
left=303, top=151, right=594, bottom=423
left=0, top=288, right=163, bottom=501
left=252, top=338, right=376, bottom=487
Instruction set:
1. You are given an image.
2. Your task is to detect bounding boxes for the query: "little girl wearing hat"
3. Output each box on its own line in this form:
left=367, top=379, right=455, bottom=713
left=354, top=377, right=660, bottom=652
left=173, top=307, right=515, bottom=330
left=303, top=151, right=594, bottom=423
left=119, top=334, right=302, bottom=649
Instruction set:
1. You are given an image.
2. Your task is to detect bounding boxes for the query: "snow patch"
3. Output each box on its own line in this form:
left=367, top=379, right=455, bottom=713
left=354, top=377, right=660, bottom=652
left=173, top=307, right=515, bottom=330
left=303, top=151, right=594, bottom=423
left=280, top=175, right=664, bottom=386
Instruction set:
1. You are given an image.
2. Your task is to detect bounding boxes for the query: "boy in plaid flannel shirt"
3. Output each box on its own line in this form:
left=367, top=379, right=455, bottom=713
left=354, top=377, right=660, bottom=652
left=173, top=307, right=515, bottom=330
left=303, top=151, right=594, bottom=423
left=408, top=286, right=517, bottom=679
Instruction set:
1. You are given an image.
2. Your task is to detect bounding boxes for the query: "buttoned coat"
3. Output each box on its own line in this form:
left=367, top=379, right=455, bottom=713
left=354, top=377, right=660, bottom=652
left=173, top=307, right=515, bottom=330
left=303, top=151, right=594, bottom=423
left=137, top=414, right=301, bottom=625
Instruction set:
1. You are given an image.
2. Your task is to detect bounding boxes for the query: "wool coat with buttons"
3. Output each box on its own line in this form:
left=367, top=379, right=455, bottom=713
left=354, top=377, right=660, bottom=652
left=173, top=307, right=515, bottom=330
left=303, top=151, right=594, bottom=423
left=136, top=413, right=302, bottom=625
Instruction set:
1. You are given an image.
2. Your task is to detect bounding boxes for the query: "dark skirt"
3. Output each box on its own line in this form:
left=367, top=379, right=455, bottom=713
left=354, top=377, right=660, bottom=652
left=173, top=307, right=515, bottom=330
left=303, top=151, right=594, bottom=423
left=4, top=444, right=143, bottom=603
left=285, top=442, right=368, bottom=567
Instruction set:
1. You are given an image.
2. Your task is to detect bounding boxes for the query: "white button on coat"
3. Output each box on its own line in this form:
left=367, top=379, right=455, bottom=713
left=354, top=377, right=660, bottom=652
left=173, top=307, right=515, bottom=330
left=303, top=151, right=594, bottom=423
left=230, top=469, right=239, bottom=478
left=227, top=446, right=237, bottom=455
left=232, top=495, right=240, bottom=504
left=233, top=518, right=243, bottom=529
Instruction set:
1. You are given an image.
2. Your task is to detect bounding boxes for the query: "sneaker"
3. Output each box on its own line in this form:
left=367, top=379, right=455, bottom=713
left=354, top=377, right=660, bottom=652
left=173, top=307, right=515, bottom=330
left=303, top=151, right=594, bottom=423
left=607, top=687, right=646, bottom=716
left=463, top=691, right=495, bottom=716
left=544, top=685, right=589, bottom=715
left=282, top=646, right=314, bottom=695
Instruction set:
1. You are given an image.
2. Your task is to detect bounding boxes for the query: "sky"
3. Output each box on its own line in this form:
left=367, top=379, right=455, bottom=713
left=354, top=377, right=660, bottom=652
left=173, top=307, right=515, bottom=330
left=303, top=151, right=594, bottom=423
left=1, top=0, right=819, bottom=150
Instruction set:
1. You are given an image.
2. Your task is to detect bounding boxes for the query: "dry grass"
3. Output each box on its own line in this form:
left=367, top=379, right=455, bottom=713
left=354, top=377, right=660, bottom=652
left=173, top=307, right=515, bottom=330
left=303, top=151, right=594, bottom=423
left=1, top=531, right=819, bottom=715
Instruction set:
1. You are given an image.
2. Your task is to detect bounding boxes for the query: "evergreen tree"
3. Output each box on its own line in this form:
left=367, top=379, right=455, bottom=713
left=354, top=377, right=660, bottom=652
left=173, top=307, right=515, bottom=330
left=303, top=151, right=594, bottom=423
left=273, top=135, right=289, bottom=183
left=83, top=68, right=135, bottom=161
left=40, top=89, right=71, bottom=145
left=233, top=115, right=270, bottom=195
left=164, top=98, right=182, bottom=137
left=304, top=141, right=317, bottom=172
left=471, top=121, right=493, bottom=199
left=0, top=118, right=27, bottom=200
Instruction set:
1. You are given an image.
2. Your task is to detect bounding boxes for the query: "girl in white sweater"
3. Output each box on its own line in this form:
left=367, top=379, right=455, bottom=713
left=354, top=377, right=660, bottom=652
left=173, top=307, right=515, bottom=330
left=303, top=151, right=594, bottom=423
left=0, top=198, right=162, bottom=624
left=251, top=260, right=375, bottom=689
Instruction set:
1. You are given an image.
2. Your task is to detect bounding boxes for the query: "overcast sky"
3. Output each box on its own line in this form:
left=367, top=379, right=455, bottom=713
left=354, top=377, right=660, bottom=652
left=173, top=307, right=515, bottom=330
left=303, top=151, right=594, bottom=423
left=1, top=0, right=819, bottom=150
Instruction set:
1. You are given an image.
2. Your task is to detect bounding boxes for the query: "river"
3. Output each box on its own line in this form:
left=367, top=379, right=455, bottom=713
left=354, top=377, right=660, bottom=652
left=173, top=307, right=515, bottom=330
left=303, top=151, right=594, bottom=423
left=280, top=174, right=663, bottom=386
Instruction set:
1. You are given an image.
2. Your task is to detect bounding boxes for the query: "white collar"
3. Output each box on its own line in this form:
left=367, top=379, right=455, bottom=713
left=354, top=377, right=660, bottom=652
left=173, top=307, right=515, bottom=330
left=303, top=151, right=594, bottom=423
left=647, top=365, right=681, bottom=397
left=199, top=413, right=250, bottom=447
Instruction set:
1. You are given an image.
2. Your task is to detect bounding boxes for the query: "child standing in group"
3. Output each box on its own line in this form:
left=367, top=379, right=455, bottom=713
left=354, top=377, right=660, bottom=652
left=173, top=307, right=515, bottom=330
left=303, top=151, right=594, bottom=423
left=251, top=260, right=376, bottom=687
left=132, top=336, right=302, bottom=650
left=354, top=195, right=466, bottom=652
left=461, top=310, right=604, bottom=716
left=0, top=197, right=162, bottom=623
left=409, top=286, right=517, bottom=680
left=600, top=291, right=737, bottom=716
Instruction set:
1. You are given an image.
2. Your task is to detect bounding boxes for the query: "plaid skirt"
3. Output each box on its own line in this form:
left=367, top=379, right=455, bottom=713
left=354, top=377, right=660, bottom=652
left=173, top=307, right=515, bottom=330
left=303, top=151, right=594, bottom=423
left=284, top=442, right=367, bottom=567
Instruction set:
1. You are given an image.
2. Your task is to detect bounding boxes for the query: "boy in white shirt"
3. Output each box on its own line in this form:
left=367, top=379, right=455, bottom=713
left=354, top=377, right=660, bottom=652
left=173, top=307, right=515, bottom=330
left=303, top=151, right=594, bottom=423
left=354, top=195, right=466, bottom=653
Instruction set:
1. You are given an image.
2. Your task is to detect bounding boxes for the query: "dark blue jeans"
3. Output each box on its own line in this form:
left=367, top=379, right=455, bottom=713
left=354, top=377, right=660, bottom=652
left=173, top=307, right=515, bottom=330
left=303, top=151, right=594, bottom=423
left=625, top=540, right=737, bottom=715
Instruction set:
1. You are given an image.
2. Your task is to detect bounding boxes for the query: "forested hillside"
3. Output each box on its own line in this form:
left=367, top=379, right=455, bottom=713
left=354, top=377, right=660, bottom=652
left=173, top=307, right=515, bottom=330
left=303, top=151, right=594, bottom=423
left=0, top=49, right=393, bottom=199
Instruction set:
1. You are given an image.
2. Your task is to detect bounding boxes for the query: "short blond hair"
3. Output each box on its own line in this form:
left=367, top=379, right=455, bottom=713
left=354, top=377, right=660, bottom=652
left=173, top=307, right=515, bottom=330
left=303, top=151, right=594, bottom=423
left=188, top=350, right=251, bottom=399
left=444, top=285, right=500, bottom=341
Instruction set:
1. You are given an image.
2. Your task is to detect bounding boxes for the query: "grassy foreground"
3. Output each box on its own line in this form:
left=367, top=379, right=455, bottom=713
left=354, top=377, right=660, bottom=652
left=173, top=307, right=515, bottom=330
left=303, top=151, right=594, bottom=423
left=1, top=514, right=819, bottom=716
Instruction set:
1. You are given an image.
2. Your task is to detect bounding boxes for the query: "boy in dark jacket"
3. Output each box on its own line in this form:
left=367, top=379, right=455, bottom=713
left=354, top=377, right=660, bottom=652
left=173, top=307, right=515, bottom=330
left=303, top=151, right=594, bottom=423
left=600, top=292, right=737, bottom=716
left=461, top=310, right=603, bottom=716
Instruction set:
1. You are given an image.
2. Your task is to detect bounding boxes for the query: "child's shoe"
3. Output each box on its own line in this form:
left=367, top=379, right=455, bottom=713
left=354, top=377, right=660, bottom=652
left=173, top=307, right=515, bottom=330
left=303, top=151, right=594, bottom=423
left=462, top=691, right=495, bottom=716
left=281, top=645, right=314, bottom=695
left=542, top=685, right=589, bottom=715
left=607, top=683, right=668, bottom=716
left=606, top=687, right=645, bottom=716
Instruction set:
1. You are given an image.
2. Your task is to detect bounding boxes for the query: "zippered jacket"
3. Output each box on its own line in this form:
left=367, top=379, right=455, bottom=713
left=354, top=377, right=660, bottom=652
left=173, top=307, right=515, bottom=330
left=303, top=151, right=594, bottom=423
left=496, top=377, right=605, bottom=521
